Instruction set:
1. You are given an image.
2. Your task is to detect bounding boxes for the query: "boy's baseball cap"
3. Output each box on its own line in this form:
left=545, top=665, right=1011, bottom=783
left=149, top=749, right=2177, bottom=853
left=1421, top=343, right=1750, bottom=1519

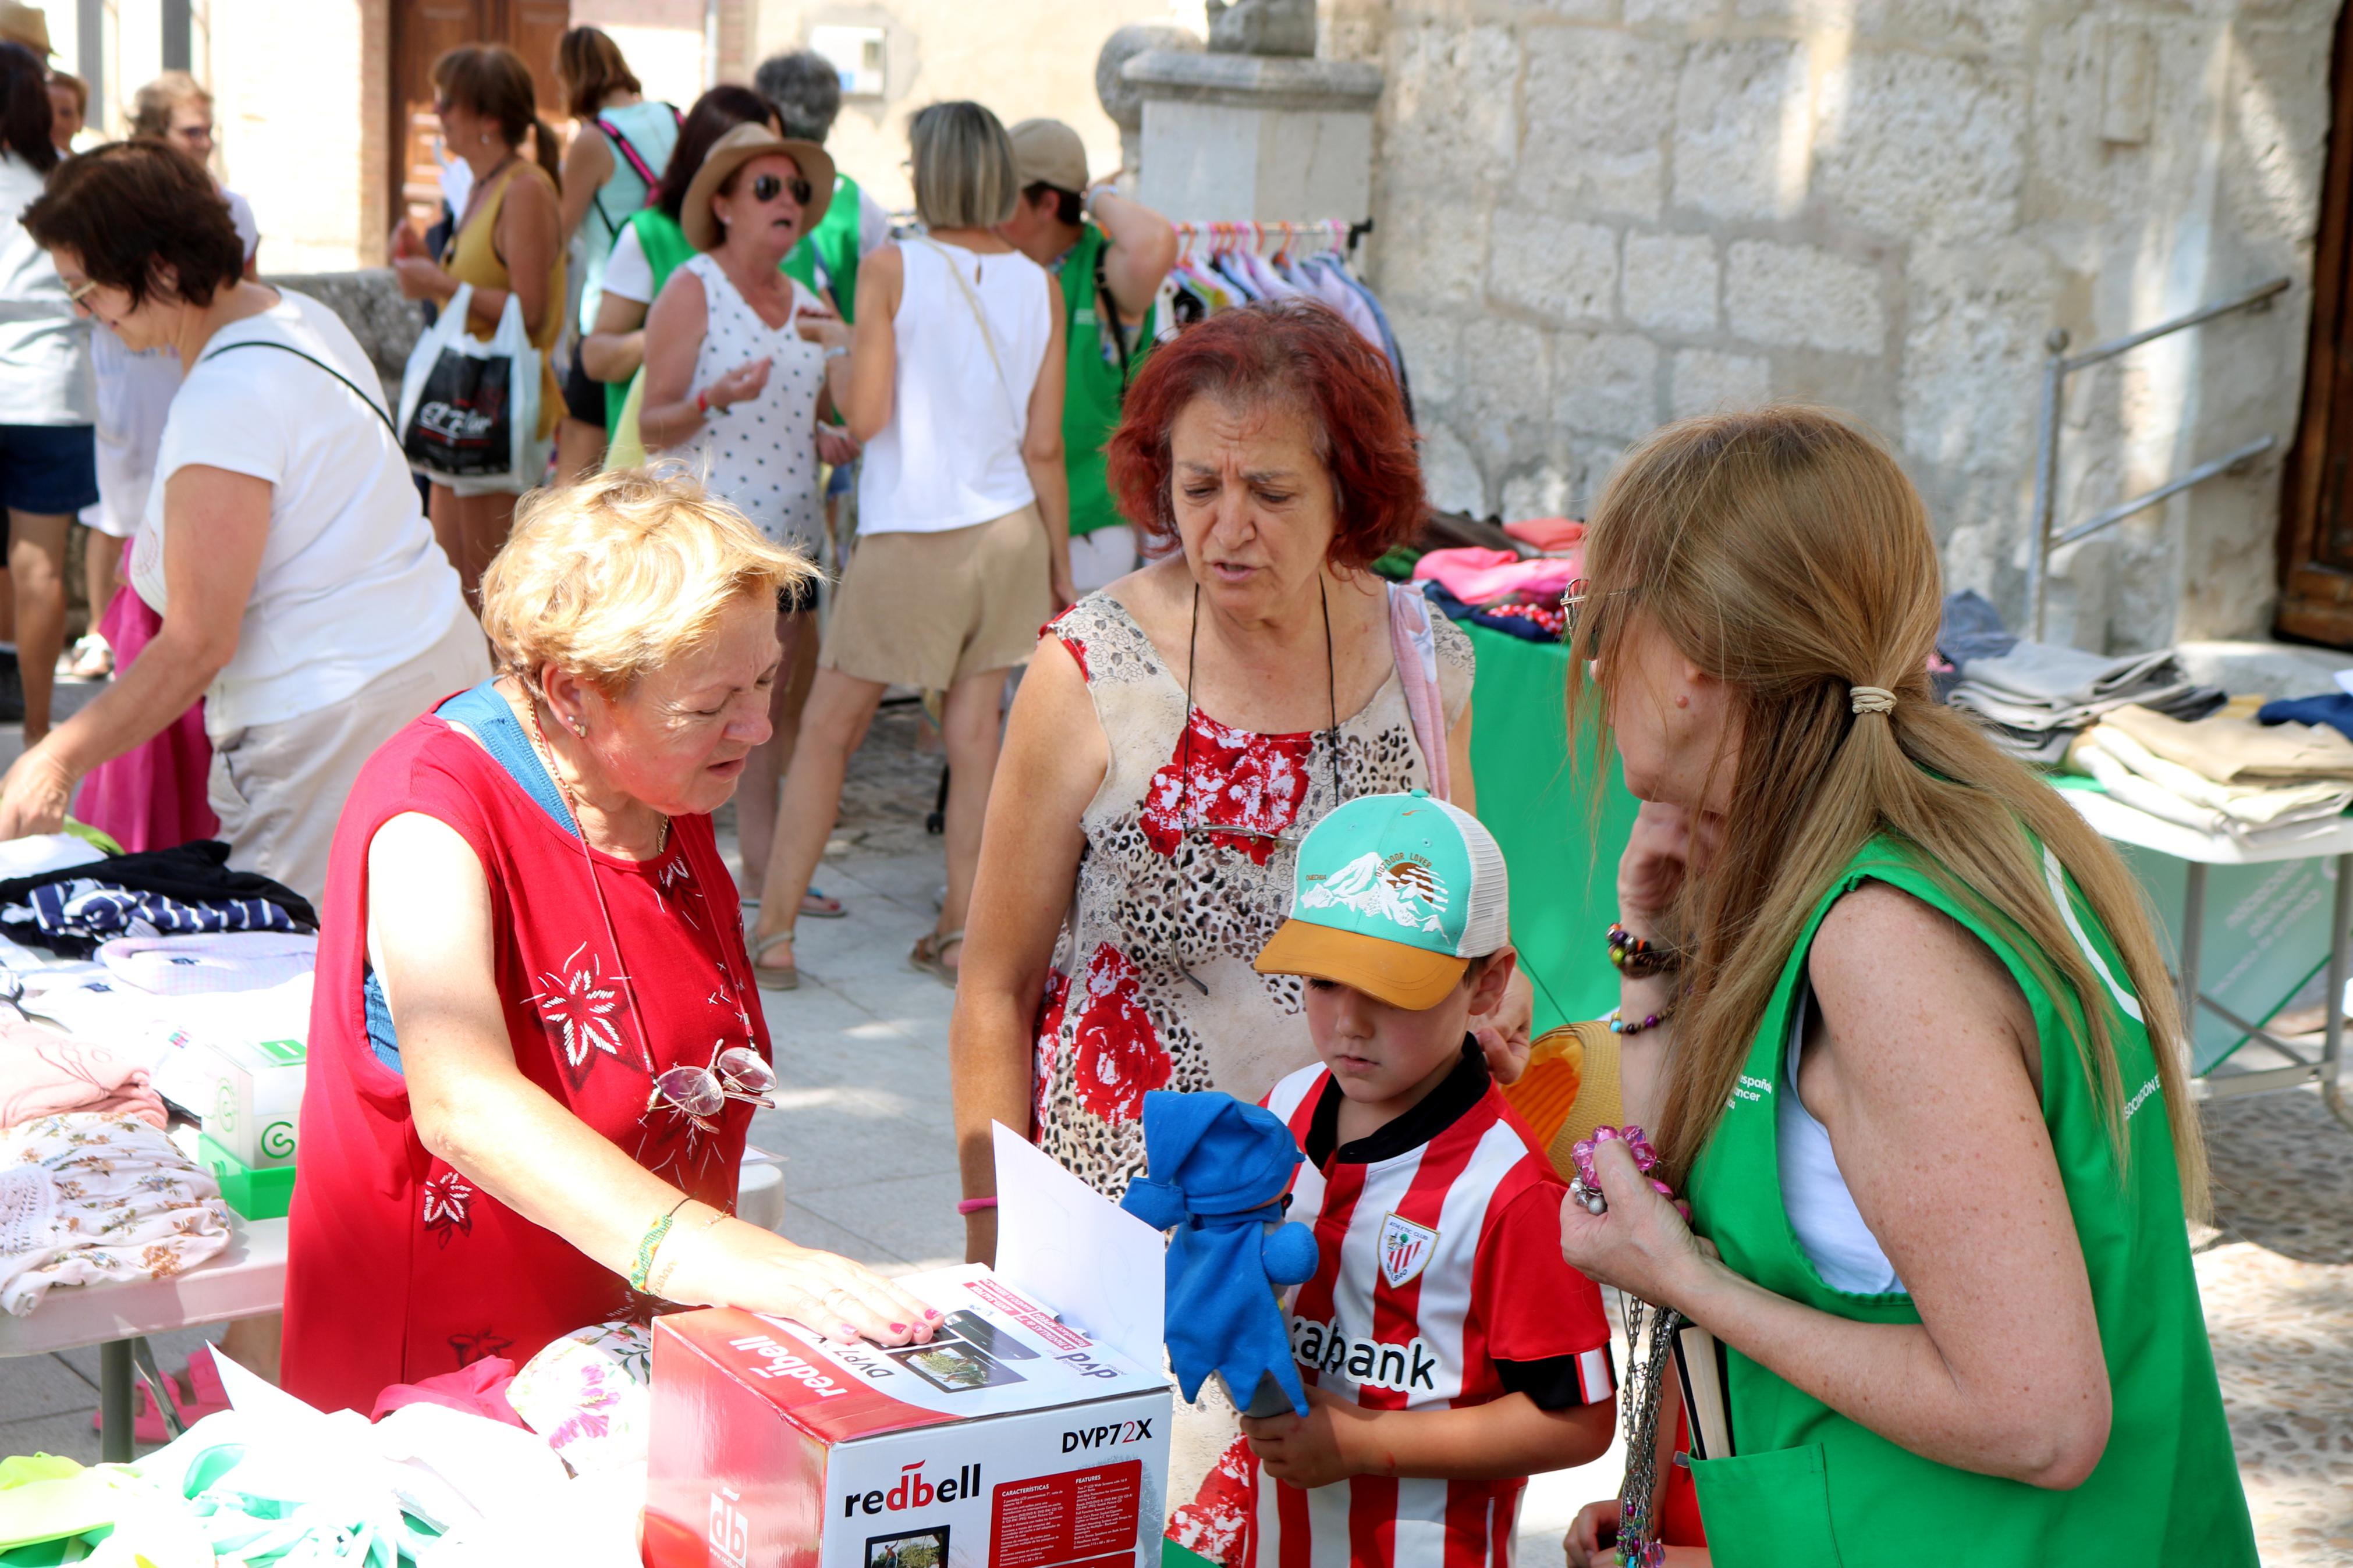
left=1254, top=790, right=1510, bottom=1011
left=1007, top=118, right=1089, bottom=195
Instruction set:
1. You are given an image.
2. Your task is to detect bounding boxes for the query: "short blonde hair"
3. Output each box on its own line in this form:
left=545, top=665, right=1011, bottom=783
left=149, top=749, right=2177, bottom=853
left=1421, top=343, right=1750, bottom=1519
left=480, top=467, right=818, bottom=693
left=908, top=101, right=1017, bottom=229
left=130, top=70, right=209, bottom=138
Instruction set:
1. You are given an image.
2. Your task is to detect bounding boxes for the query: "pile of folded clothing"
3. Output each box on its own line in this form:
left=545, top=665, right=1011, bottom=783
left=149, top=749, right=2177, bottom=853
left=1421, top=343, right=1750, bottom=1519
left=2068, top=698, right=2353, bottom=844
left=1412, top=537, right=1581, bottom=643
left=1938, top=591, right=2225, bottom=763
left=0, top=839, right=315, bottom=960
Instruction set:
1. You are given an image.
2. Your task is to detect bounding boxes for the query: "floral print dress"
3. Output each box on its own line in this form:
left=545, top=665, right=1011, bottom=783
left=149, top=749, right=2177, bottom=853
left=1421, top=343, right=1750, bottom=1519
left=1032, top=592, right=1474, bottom=1199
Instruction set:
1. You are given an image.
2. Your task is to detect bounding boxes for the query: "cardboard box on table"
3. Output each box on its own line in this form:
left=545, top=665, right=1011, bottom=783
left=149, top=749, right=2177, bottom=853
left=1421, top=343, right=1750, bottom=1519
left=645, top=1263, right=1171, bottom=1568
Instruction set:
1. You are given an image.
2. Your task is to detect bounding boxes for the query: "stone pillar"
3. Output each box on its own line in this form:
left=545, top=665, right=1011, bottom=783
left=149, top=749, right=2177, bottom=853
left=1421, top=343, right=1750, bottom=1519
left=1120, top=51, right=1382, bottom=225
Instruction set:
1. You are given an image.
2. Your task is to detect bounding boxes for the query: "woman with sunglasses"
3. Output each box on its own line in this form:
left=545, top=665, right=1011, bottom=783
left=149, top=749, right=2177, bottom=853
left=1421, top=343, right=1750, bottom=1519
left=640, top=122, right=854, bottom=896
left=281, top=468, right=938, bottom=1418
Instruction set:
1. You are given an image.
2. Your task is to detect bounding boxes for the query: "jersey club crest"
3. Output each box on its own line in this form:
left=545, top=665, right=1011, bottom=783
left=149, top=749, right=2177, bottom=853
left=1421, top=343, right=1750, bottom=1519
left=1378, top=1211, right=1439, bottom=1288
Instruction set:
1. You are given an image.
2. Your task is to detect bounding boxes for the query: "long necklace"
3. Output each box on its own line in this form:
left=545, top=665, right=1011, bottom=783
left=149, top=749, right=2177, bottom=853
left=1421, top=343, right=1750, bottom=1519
left=1167, top=579, right=1346, bottom=995
left=1614, top=1293, right=1684, bottom=1568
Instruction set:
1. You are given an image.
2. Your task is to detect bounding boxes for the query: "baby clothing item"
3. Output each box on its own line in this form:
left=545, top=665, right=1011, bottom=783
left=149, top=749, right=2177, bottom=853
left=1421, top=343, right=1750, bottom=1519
left=0, top=1112, right=231, bottom=1316
left=505, top=1320, right=655, bottom=1477
left=97, top=931, right=318, bottom=995
left=23, top=970, right=313, bottom=1071
left=0, top=1016, right=167, bottom=1129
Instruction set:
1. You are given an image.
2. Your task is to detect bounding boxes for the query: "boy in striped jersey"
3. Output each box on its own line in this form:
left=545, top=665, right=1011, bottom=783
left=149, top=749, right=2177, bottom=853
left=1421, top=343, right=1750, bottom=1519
left=1169, top=790, right=1616, bottom=1568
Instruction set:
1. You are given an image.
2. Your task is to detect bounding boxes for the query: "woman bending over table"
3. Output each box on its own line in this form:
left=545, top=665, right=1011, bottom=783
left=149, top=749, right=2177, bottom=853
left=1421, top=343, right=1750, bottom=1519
left=282, top=469, right=933, bottom=1416
left=1555, top=407, right=2255, bottom=1565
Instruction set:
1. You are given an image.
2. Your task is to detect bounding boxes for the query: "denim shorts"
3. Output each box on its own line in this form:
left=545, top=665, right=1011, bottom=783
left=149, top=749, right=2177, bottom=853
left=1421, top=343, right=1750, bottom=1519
left=0, top=424, right=98, bottom=516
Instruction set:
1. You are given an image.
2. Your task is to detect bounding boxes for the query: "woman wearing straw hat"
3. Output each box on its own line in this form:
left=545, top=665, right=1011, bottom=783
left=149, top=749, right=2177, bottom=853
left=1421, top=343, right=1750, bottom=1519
left=640, top=119, right=853, bottom=916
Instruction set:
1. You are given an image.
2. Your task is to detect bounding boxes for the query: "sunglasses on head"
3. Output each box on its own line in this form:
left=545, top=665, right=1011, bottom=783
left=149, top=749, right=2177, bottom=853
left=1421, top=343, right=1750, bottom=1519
left=753, top=172, right=812, bottom=207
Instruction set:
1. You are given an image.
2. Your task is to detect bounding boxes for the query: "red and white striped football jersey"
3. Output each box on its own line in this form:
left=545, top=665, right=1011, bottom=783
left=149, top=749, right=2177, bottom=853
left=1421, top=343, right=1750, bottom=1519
left=1168, top=1050, right=1614, bottom=1568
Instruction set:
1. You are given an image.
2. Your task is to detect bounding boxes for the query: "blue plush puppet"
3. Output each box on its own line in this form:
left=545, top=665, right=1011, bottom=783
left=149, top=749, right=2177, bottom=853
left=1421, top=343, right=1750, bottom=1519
left=1120, top=1089, right=1322, bottom=1417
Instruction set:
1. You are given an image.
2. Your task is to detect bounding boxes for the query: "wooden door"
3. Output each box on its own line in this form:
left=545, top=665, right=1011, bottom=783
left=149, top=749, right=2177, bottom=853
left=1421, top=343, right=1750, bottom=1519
left=2279, top=3, right=2353, bottom=643
left=387, top=0, right=573, bottom=232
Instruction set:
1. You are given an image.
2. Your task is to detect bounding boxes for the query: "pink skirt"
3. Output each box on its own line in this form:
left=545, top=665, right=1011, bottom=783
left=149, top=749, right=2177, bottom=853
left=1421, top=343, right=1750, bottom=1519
left=74, top=540, right=217, bottom=852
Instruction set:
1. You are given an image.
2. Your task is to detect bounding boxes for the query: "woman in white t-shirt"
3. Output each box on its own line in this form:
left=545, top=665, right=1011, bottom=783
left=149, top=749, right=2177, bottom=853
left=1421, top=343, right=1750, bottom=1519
left=639, top=123, right=855, bottom=894
left=748, top=101, right=1070, bottom=990
left=0, top=141, right=486, bottom=908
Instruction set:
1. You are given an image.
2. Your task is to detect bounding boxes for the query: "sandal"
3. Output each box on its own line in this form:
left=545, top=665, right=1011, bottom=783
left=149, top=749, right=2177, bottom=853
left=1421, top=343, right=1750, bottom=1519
left=910, top=929, right=964, bottom=986
left=752, top=930, right=799, bottom=991
left=801, top=887, right=846, bottom=920
left=65, top=634, right=112, bottom=681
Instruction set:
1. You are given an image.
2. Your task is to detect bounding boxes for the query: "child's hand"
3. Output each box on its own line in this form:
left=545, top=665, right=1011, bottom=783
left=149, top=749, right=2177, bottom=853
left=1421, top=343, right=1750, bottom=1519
left=1563, top=1500, right=1619, bottom=1567
left=1240, top=1384, right=1370, bottom=1490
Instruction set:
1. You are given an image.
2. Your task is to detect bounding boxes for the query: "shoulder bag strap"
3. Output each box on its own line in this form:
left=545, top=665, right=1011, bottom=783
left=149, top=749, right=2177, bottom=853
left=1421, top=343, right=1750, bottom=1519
left=913, top=237, right=1020, bottom=433
left=1386, top=580, right=1451, bottom=802
left=197, top=339, right=399, bottom=442
left=1092, top=238, right=1136, bottom=403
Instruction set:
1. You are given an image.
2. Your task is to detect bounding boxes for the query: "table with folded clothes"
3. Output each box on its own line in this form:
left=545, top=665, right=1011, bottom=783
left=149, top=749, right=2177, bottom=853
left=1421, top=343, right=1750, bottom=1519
left=2042, top=694, right=2353, bottom=1105
left=0, top=833, right=322, bottom=1468
left=1936, top=589, right=2226, bottom=764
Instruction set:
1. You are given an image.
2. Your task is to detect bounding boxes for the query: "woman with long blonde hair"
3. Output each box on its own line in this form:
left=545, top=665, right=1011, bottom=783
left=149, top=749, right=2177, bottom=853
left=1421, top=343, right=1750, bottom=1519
left=1556, top=407, right=2254, bottom=1565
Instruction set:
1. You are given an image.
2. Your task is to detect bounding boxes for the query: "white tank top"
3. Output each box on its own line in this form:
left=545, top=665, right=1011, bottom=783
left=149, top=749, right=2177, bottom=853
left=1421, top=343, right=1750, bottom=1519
left=1776, top=983, right=1907, bottom=1295
left=857, top=237, right=1050, bottom=536
left=673, top=255, right=827, bottom=552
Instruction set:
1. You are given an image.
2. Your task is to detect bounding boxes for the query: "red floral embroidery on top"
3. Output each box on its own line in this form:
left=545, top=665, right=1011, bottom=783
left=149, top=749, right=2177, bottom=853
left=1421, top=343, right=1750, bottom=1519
left=1031, top=971, right=1071, bottom=1137
left=1066, top=943, right=1171, bottom=1122
left=1138, top=711, right=1314, bottom=866
left=422, top=1171, right=474, bottom=1247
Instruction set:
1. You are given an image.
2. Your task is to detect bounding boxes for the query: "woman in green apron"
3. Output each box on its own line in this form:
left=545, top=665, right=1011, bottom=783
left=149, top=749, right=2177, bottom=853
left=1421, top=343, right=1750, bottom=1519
left=1553, top=407, right=2255, bottom=1567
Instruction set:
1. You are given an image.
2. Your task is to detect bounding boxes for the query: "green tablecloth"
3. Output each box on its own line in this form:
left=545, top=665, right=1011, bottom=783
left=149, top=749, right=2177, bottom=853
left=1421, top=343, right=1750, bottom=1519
left=1460, top=623, right=1640, bottom=1034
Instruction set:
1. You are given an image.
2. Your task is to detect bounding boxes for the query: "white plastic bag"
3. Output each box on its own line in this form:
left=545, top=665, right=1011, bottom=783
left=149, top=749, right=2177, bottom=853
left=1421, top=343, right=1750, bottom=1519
left=396, top=283, right=542, bottom=488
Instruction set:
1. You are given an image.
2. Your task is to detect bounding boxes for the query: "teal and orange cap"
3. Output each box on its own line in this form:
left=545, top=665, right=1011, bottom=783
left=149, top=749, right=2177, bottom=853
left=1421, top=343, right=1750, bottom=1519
left=1252, top=790, right=1510, bottom=1010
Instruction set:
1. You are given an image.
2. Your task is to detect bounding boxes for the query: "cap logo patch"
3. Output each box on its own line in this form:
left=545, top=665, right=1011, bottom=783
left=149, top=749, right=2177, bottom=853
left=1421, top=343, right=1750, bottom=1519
left=1378, top=1212, right=1439, bottom=1288
left=1300, top=851, right=1449, bottom=935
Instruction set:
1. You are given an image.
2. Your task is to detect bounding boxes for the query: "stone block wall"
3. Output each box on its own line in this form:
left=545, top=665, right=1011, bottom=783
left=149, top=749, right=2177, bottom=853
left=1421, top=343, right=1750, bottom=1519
left=1328, top=0, right=2342, bottom=649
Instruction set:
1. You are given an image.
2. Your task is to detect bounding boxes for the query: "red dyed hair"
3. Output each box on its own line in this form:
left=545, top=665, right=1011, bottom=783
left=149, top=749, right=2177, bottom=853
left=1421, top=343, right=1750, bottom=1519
left=1104, top=300, right=1422, bottom=569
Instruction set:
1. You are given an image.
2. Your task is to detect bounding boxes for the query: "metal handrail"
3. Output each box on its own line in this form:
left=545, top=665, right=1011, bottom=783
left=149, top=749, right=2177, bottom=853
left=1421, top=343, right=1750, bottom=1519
left=2025, top=276, right=2291, bottom=639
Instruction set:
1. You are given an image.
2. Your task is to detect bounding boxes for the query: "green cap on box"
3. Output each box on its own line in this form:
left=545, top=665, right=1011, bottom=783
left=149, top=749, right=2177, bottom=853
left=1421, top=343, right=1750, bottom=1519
left=1253, top=790, right=1510, bottom=1010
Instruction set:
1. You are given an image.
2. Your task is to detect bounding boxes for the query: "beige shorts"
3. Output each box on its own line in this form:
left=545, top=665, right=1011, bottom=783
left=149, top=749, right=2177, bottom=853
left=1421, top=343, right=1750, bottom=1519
left=821, top=503, right=1052, bottom=689
left=208, top=605, right=491, bottom=908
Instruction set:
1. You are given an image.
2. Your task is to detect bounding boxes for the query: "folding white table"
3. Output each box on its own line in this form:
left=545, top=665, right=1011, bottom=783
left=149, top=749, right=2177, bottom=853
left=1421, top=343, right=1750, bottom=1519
left=2061, top=787, right=2353, bottom=1111
left=0, top=1215, right=286, bottom=1463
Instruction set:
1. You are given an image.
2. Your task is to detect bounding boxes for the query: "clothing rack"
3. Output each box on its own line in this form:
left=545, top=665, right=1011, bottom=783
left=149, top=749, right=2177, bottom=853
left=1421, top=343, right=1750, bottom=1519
left=1170, top=219, right=1369, bottom=260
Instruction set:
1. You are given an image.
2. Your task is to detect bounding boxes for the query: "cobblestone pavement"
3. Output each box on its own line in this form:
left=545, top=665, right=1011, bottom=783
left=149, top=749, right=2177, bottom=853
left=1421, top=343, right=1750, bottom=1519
left=2198, top=1089, right=2353, bottom=1565
left=0, top=705, right=2343, bottom=1568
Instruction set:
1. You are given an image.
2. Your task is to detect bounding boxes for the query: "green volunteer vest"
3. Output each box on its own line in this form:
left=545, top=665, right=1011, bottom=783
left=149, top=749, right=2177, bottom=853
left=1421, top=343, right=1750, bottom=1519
left=1681, top=835, right=2255, bottom=1568
left=783, top=172, right=866, bottom=323
left=1058, top=221, right=1153, bottom=540
left=605, top=207, right=698, bottom=430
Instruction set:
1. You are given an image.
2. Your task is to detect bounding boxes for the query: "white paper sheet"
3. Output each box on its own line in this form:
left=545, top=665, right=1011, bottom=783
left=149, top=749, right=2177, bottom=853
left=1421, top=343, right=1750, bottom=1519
left=991, top=1120, right=1165, bottom=1374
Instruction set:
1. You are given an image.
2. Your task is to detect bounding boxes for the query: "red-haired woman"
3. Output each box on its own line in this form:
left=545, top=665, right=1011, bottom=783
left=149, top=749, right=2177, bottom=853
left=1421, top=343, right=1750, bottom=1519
left=949, top=299, right=1529, bottom=1508
left=952, top=298, right=1534, bottom=1224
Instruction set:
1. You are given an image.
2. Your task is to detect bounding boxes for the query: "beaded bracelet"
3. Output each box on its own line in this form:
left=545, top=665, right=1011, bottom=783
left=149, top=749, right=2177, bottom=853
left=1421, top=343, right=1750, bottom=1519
left=1606, top=922, right=1678, bottom=979
left=1608, top=1003, right=1673, bottom=1036
left=629, top=1196, right=694, bottom=1292
left=647, top=1208, right=729, bottom=1300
